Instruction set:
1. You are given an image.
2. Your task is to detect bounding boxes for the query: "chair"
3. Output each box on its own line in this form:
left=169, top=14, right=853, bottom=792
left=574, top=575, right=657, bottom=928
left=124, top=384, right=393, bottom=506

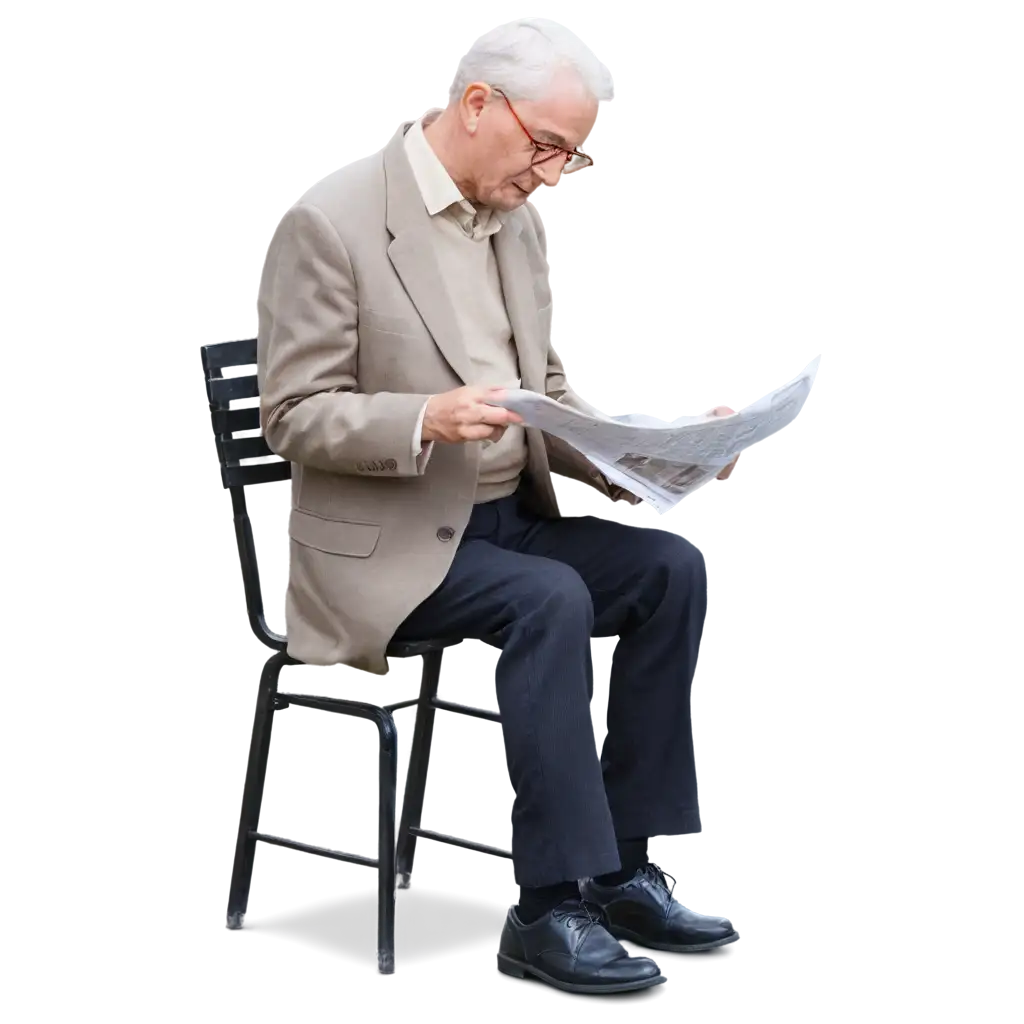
left=201, top=338, right=510, bottom=974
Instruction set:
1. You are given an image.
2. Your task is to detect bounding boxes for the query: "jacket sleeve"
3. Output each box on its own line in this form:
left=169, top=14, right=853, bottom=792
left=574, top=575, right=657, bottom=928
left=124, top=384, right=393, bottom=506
left=257, top=203, right=433, bottom=477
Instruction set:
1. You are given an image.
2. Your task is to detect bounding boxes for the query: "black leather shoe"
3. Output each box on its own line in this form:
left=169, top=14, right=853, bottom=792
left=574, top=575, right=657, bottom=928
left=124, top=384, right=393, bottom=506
left=497, top=897, right=666, bottom=994
left=580, top=864, right=739, bottom=953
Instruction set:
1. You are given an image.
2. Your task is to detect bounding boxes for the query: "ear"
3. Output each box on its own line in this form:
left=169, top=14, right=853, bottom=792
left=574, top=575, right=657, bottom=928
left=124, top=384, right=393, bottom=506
left=460, top=82, right=492, bottom=133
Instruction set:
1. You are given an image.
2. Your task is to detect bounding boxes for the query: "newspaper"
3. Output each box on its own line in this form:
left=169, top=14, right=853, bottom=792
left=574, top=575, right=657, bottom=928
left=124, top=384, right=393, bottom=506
left=494, top=356, right=820, bottom=513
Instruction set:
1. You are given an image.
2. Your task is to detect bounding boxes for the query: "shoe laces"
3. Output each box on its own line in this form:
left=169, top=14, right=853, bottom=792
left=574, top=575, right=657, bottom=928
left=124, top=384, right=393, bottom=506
left=552, top=897, right=609, bottom=931
left=640, top=862, right=677, bottom=901
left=634, top=864, right=700, bottom=913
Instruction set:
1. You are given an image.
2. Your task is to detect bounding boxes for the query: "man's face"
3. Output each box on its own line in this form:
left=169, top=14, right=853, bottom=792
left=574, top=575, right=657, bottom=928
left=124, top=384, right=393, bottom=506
left=463, top=75, right=599, bottom=211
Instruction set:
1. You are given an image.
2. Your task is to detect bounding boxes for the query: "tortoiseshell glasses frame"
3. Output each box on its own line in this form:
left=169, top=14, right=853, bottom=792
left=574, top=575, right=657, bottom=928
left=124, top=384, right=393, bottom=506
left=492, top=87, right=594, bottom=174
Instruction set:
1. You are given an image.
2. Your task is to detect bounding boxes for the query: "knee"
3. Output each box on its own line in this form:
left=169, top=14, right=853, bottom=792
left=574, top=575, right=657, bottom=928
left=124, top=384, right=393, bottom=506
left=522, top=563, right=594, bottom=627
left=649, top=531, right=706, bottom=586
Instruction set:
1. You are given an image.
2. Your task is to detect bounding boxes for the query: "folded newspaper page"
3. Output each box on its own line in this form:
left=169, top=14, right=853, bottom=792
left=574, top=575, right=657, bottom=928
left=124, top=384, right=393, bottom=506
left=494, top=356, right=820, bottom=514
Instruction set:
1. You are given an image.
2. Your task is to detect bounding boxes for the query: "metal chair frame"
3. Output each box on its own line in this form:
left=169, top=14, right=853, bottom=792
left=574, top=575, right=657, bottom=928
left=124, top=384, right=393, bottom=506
left=201, top=338, right=510, bottom=974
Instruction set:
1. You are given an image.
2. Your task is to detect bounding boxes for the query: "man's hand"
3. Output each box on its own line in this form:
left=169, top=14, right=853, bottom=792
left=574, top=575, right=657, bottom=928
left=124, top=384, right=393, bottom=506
left=422, top=386, right=524, bottom=444
left=705, top=405, right=740, bottom=480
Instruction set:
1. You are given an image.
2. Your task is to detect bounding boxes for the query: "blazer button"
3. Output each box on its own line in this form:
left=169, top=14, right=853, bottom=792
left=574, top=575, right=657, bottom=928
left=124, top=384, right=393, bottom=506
left=436, top=526, right=455, bottom=542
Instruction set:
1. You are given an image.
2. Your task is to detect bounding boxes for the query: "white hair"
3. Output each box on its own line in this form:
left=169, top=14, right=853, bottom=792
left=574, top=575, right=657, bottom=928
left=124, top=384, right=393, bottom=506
left=448, top=18, right=614, bottom=105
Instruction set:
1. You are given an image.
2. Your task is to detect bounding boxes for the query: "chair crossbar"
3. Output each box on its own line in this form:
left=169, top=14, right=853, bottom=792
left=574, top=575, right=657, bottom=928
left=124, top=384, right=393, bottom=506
left=203, top=338, right=257, bottom=371
left=208, top=374, right=259, bottom=405
left=407, top=827, right=512, bottom=860
left=432, top=698, right=502, bottom=723
left=218, top=435, right=274, bottom=462
left=251, top=832, right=379, bottom=868
left=211, top=406, right=261, bottom=436
left=221, top=461, right=291, bottom=488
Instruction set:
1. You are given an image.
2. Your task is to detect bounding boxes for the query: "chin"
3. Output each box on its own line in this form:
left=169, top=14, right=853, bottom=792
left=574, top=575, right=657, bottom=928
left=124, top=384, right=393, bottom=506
left=499, top=185, right=532, bottom=210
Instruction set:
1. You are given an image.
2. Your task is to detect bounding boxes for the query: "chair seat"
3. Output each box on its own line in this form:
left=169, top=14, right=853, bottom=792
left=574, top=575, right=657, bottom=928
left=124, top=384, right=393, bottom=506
left=258, top=602, right=462, bottom=659
left=387, top=634, right=460, bottom=659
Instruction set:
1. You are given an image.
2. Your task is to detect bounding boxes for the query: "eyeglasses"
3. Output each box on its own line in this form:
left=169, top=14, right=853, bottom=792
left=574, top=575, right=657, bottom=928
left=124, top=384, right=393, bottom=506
left=492, top=87, right=594, bottom=174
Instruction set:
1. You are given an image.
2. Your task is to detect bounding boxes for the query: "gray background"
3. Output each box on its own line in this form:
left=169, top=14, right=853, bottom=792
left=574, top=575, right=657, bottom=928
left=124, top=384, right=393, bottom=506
left=2, top=8, right=1024, bottom=1024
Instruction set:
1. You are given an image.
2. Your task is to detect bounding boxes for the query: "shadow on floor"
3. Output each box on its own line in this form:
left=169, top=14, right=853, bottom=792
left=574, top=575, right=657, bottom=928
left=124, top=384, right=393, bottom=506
left=230, top=888, right=679, bottom=1007
left=239, top=888, right=507, bottom=974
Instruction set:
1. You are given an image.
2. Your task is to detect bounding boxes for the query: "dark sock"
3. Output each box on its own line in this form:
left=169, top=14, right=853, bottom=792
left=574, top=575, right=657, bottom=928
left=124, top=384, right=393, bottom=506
left=517, top=879, right=580, bottom=924
left=594, top=837, right=649, bottom=887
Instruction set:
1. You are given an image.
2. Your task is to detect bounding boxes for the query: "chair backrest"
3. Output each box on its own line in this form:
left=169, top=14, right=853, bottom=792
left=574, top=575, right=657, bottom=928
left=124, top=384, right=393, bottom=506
left=200, top=338, right=288, bottom=651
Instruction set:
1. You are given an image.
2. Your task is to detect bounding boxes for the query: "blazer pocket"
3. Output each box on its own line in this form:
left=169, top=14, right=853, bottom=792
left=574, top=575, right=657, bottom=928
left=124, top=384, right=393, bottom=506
left=289, top=508, right=382, bottom=558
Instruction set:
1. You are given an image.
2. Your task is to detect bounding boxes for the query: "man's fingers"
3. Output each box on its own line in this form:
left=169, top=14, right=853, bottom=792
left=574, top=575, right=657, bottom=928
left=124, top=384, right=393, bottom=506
left=469, top=403, right=521, bottom=426
left=706, top=405, right=736, bottom=417
left=471, top=385, right=512, bottom=403
left=479, top=392, right=524, bottom=423
left=716, top=455, right=740, bottom=480
left=460, top=423, right=504, bottom=441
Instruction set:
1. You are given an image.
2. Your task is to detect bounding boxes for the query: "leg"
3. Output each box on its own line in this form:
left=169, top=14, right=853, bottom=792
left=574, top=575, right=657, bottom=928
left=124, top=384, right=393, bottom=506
left=393, top=539, right=620, bottom=887
left=512, top=520, right=737, bottom=958
left=517, top=517, right=708, bottom=840
left=395, top=497, right=671, bottom=995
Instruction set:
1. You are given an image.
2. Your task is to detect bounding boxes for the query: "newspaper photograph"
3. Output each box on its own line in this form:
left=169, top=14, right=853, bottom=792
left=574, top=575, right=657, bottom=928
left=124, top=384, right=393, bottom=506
left=494, top=356, right=820, bottom=513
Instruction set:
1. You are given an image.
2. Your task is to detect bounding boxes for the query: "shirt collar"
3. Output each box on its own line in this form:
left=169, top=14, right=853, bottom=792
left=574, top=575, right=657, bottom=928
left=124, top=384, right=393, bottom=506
left=404, top=109, right=506, bottom=238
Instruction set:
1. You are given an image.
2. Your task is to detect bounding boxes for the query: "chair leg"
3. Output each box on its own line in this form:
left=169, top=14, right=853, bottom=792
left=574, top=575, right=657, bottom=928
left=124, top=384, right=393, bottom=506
left=226, top=650, right=290, bottom=928
left=395, top=648, right=443, bottom=888
left=375, top=709, right=398, bottom=974
left=391, top=708, right=423, bottom=892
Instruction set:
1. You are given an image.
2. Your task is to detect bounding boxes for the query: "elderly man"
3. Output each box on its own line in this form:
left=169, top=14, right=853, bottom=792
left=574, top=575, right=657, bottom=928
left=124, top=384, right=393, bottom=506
left=257, top=17, right=739, bottom=994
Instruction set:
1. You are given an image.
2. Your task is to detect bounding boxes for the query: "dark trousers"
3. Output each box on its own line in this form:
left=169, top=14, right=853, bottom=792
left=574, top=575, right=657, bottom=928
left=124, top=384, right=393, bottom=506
left=393, top=487, right=708, bottom=887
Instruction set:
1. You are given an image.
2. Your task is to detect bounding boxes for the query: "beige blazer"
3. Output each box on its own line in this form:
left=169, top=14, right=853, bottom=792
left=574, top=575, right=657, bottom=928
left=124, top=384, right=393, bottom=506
left=257, top=119, right=638, bottom=674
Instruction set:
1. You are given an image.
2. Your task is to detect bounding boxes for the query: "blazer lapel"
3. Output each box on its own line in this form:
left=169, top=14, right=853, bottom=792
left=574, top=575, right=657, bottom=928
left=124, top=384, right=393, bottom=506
left=493, top=217, right=545, bottom=393
left=383, top=122, right=475, bottom=385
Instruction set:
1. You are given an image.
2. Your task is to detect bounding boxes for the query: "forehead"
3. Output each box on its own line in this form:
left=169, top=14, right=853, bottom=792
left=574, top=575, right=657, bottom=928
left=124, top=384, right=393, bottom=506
left=514, top=82, right=598, bottom=147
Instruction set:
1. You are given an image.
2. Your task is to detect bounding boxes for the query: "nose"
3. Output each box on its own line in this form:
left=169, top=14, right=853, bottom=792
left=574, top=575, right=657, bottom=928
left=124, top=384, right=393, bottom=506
left=531, top=158, right=564, bottom=187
